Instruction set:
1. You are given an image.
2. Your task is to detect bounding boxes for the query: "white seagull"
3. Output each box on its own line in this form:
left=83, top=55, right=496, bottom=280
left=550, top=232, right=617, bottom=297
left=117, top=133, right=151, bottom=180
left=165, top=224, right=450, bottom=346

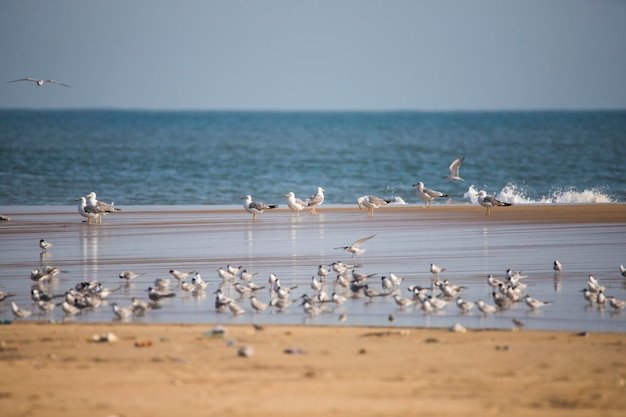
left=412, top=182, right=448, bottom=206
left=8, top=77, right=71, bottom=87
left=241, top=195, right=278, bottom=220
left=356, top=195, right=393, bottom=216
left=75, top=196, right=99, bottom=224
left=306, top=187, right=325, bottom=214
left=476, top=190, right=512, bottom=216
left=284, top=192, right=307, bottom=217
left=335, top=234, right=376, bottom=257
left=443, top=156, right=465, bottom=181
left=85, top=192, right=121, bottom=223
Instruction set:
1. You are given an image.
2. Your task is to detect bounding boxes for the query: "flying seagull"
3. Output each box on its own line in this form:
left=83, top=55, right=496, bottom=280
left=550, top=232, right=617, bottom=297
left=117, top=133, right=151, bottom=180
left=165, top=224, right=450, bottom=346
left=443, top=156, right=465, bottom=181
left=8, top=77, right=71, bottom=87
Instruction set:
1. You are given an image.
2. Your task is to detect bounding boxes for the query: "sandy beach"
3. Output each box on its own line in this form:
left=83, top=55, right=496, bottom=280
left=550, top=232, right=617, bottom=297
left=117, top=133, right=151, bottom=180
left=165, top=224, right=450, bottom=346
left=0, top=204, right=625, bottom=416
left=0, top=322, right=625, bottom=417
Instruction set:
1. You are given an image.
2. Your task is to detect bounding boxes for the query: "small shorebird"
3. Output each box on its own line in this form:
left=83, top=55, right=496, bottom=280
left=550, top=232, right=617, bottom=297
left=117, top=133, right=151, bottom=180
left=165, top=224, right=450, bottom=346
left=476, top=190, right=512, bottom=216
left=39, top=239, right=54, bottom=252
left=524, top=294, right=553, bottom=310
left=241, top=195, right=278, bottom=220
left=8, top=77, right=71, bottom=87
left=443, top=156, right=465, bottom=181
left=169, top=269, right=196, bottom=282
left=119, top=271, right=143, bottom=281
left=335, top=234, right=376, bottom=257
left=11, top=302, right=32, bottom=319
left=412, top=182, right=448, bottom=206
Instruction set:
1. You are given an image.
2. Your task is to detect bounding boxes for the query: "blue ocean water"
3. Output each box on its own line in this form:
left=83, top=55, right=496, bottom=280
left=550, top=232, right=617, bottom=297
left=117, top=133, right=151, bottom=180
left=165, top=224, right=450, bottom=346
left=1, top=110, right=624, bottom=206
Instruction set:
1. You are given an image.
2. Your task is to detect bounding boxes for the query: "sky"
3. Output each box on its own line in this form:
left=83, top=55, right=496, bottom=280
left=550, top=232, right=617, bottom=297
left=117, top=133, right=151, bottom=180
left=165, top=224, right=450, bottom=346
left=1, top=0, right=625, bottom=111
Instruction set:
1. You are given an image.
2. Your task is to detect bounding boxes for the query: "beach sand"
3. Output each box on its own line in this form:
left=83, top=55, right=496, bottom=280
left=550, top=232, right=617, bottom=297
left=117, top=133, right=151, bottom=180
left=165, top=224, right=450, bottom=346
left=1, top=204, right=626, bottom=416
left=0, top=322, right=625, bottom=417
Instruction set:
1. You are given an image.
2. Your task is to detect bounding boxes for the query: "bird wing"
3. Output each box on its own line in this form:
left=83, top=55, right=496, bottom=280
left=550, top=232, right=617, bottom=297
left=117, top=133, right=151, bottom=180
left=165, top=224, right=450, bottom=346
left=306, top=192, right=323, bottom=206
left=449, top=156, right=465, bottom=177
left=45, top=80, right=71, bottom=87
left=351, top=234, right=376, bottom=248
left=249, top=201, right=270, bottom=211
left=8, top=78, right=38, bottom=83
left=423, top=187, right=446, bottom=198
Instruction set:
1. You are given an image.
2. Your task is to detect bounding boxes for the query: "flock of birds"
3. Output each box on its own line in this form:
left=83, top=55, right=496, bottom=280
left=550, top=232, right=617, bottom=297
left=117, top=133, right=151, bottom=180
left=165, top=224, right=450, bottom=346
left=242, top=157, right=512, bottom=220
left=3, top=232, right=625, bottom=324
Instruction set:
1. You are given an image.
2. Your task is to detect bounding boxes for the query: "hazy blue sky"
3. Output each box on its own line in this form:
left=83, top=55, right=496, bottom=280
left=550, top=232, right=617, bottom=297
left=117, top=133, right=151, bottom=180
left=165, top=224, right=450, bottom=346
left=1, top=0, right=625, bottom=110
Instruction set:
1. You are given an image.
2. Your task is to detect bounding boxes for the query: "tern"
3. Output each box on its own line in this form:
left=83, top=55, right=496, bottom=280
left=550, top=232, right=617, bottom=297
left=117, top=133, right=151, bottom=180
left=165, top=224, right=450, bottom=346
left=11, top=302, right=32, bottom=318
left=524, top=294, right=553, bottom=309
left=119, top=271, right=143, bottom=281
left=335, top=234, right=376, bottom=257
left=8, top=77, right=71, bottom=87
left=39, top=239, right=54, bottom=252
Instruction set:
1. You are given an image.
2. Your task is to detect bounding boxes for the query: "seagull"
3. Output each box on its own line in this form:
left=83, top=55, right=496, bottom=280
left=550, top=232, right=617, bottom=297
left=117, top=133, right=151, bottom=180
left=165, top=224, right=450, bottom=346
left=8, top=77, right=71, bottom=87
left=85, top=192, right=121, bottom=223
left=39, top=239, right=54, bottom=252
left=412, top=182, right=448, bottom=206
left=119, top=271, right=143, bottom=281
left=284, top=192, right=307, bottom=217
left=306, top=187, right=325, bottom=214
left=11, top=302, right=32, bottom=319
left=241, top=195, right=278, bottom=220
left=553, top=260, right=563, bottom=273
left=335, top=234, right=376, bottom=257
left=356, top=195, right=393, bottom=216
left=476, top=190, right=512, bottom=216
left=75, top=197, right=100, bottom=224
left=524, top=294, right=553, bottom=310
left=443, top=156, right=465, bottom=181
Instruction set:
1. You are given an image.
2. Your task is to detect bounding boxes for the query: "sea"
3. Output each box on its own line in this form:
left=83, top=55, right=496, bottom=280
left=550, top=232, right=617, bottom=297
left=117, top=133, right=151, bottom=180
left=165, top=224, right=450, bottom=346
left=1, top=110, right=625, bottom=332
left=1, top=110, right=625, bottom=206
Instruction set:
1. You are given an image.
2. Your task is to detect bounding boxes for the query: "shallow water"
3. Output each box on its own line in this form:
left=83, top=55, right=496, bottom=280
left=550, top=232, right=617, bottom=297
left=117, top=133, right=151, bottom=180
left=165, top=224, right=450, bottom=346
left=0, top=205, right=625, bottom=332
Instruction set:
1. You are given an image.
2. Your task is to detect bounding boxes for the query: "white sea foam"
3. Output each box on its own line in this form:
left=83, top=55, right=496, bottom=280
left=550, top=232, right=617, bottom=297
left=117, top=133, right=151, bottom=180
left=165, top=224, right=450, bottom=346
left=464, top=184, right=612, bottom=205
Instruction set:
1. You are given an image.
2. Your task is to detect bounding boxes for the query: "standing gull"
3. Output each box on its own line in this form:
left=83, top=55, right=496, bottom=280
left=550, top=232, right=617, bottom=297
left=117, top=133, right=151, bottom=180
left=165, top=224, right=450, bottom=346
left=335, top=234, right=376, bottom=257
left=75, top=196, right=99, bottom=224
left=412, top=182, right=448, bottom=206
left=85, top=192, right=121, bottom=223
left=284, top=192, right=307, bottom=218
left=306, top=187, right=325, bottom=215
left=356, top=195, right=393, bottom=216
left=476, top=190, right=512, bottom=216
left=443, top=156, right=465, bottom=181
left=8, top=77, right=71, bottom=87
left=241, top=195, right=278, bottom=220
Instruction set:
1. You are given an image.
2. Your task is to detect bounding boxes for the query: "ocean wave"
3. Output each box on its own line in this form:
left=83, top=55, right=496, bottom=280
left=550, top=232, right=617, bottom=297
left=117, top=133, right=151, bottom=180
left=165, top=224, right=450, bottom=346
left=463, top=184, right=613, bottom=205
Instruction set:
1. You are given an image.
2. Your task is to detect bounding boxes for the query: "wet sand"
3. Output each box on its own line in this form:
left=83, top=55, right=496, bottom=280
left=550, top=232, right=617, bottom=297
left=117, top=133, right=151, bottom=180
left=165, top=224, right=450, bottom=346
left=0, top=322, right=625, bottom=417
left=0, top=204, right=626, bottom=415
